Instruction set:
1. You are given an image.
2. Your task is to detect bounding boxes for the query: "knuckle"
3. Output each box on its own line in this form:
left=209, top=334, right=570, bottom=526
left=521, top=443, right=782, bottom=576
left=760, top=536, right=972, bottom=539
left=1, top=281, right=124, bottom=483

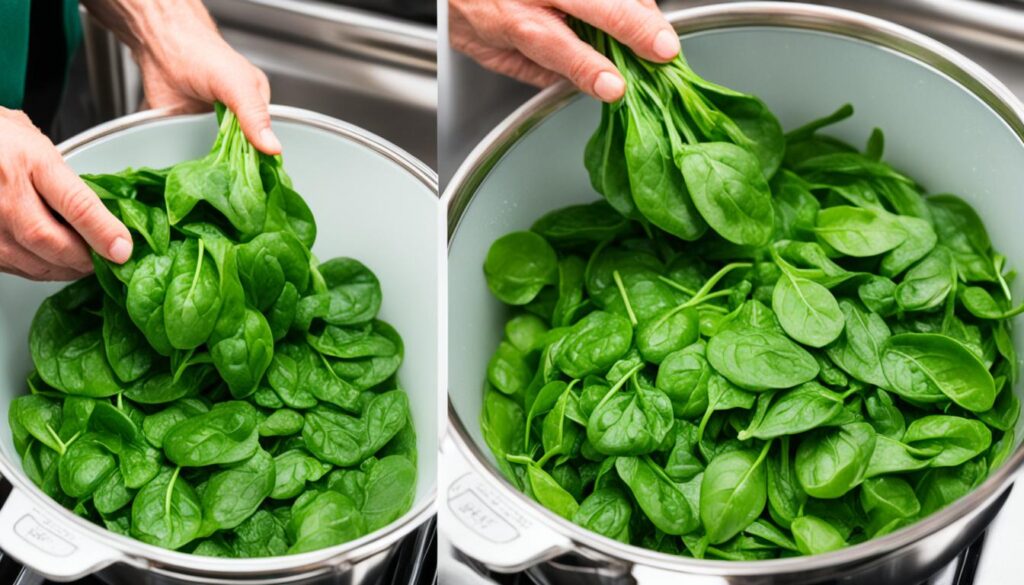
left=509, top=18, right=545, bottom=45
left=566, top=54, right=594, bottom=86
left=61, top=187, right=99, bottom=227
left=603, top=3, right=645, bottom=41
left=15, top=219, right=56, bottom=251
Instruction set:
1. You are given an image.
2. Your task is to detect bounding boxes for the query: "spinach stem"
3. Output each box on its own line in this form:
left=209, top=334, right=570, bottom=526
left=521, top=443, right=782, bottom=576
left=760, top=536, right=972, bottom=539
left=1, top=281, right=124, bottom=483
left=594, top=362, right=644, bottom=413
left=696, top=392, right=718, bottom=443
left=172, top=348, right=195, bottom=384
left=506, top=454, right=535, bottom=466
left=995, top=256, right=1012, bottom=301
left=612, top=270, right=639, bottom=326
left=693, top=262, right=752, bottom=299
left=680, top=288, right=733, bottom=308
left=188, top=239, right=206, bottom=299
left=784, top=103, right=854, bottom=142
left=535, top=382, right=577, bottom=467
left=45, top=424, right=66, bottom=456
left=165, top=466, right=181, bottom=517
left=660, top=279, right=697, bottom=296
left=641, top=454, right=686, bottom=494
left=839, top=386, right=861, bottom=401
left=659, top=262, right=750, bottom=313
left=753, top=439, right=772, bottom=469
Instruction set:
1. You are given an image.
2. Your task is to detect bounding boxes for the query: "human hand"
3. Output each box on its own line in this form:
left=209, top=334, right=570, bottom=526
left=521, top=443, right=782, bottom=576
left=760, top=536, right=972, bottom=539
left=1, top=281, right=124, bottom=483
left=82, top=0, right=280, bottom=154
left=0, top=108, right=132, bottom=280
left=450, top=0, right=680, bottom=102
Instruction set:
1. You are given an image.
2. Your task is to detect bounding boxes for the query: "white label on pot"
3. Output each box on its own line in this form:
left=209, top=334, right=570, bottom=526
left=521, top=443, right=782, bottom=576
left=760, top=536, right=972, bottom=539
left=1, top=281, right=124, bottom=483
left=448, top=473, right=533, bottom=543
left=14, top=514, right=76, bottom=557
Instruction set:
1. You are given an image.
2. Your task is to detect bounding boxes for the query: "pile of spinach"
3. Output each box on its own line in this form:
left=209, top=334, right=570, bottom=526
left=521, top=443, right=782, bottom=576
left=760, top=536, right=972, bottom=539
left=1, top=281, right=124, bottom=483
left=574, top=21, right=782, bottom=247
left=9, top=106, right=416, bottom=557
left=480, top=30, right=1019, bottom=559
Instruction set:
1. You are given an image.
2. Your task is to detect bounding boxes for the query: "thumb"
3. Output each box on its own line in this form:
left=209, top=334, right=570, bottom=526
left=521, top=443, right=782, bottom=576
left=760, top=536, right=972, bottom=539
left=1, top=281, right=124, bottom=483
left=212, top=67, right=281, bottom=155
left=33, top=158, right=133, bottom=264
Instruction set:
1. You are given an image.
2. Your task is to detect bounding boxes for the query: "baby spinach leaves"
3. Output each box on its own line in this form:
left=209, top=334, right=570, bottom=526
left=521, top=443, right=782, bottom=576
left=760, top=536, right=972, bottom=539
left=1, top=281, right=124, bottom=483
left=482, top=81, right=1020, bottom=557
left=12, top=106, right=415, bottom=557
left=573, top=21, right=782, bottom=244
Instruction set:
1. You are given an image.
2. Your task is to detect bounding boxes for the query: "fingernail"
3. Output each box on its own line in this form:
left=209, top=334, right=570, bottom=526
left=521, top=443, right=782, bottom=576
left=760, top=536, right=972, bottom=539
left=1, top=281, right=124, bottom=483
left=653, top=29, right=680, bottom=60
left=260, top=128, right=282, bottom=153
left=594, top=71, right=626, bottom=102
left=109, top=237, right=132, bottom=264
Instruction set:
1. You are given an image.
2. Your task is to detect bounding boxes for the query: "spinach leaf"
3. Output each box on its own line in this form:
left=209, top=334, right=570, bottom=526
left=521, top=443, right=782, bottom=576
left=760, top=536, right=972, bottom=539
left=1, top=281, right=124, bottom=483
left=795, top=423, right=876, bottom=499
left=618, top=456, right=698, bottom=535
left=131, top=467, right=202, bottom=550
left=163, top=401, right=259, bottom=467
left=707, top=326, right=818, bottom=391
left=894, top=247, right=956, bottom=312
left=484, top=231, right=558, bottom=305
left=572, top=487, right=632, bottom=542
left=700, top=443, right=770, bottom=544
left=880, top=333, right=996, bottom=412
left=287, top=491, right=365, bottom=554
left=677, top=142, right=774, bottom=247
left=556, top=311, right=633, bottom=378
left=902, top=415, right=991, bottom=467
left=297, top=257, right=383, bottom=330
left=200, top=449, right=275, bottom=533
left=739, top=382, right=844, bottom=440
left=771, top=271, right=844, bottom=348
left=791, top=515, right=846, bottom=555
left=532, top=201, right=631, bottom=247
left=362, top=456, right=417, bottom=531
left=814, top=206, right=906, bottom=257
left=826, top=299, right=890, bottom=387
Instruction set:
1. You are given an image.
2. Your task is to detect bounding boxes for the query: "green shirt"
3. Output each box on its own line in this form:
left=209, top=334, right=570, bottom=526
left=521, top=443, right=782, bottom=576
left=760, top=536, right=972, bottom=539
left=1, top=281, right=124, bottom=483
left=0, top=0, right=82, bottom=109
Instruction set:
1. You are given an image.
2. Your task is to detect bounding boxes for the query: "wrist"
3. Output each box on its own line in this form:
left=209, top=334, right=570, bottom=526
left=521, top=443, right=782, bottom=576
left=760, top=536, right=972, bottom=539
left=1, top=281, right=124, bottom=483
left=83, top=0, right=218, bottom=58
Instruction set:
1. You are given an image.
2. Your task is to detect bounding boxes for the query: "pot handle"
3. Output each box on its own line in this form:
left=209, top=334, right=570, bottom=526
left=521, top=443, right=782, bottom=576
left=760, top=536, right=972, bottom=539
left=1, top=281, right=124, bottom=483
left=440, top=433, right=573, bottom=573
left=0, top=487, right=128, bottom=581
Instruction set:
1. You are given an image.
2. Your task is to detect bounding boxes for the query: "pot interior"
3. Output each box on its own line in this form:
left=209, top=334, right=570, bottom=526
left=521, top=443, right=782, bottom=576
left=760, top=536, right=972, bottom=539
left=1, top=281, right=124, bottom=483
left=0, top=110, right=438, bottom=539
left=448, top=24, right=1024, bottom=518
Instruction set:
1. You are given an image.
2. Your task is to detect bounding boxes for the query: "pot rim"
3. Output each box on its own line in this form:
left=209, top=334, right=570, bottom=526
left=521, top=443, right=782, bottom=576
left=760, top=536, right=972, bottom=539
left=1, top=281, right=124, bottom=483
left=0, top=104, right=438, bottom=576
left=443, top=1, right=1024, bottom=575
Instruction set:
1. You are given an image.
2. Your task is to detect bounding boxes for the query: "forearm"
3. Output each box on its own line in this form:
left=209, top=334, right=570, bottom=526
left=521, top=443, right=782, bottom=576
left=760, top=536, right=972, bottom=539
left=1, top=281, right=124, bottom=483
left=80, top=0, right=217, bottom=54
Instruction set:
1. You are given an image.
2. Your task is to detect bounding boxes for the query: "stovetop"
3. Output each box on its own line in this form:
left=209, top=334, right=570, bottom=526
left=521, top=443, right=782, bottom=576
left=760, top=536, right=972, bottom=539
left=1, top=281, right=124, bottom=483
left=0, top=480, right=437, bottom=585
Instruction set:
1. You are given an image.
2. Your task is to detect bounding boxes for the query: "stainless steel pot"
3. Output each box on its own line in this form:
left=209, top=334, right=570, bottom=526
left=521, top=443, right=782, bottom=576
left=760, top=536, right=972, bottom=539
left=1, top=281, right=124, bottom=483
left=441, top=3, right=1024, bottom=584
left=0, top=105, right=439, bottom=584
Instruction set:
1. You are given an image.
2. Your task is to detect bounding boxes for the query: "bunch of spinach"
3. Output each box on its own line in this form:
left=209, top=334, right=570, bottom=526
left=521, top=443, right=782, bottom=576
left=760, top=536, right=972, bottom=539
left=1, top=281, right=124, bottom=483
left=481, top=64, right=1019, bottom=556
left=574, top=22, right=783, bottom=247
left=10, top=106, right=416, bottom=557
